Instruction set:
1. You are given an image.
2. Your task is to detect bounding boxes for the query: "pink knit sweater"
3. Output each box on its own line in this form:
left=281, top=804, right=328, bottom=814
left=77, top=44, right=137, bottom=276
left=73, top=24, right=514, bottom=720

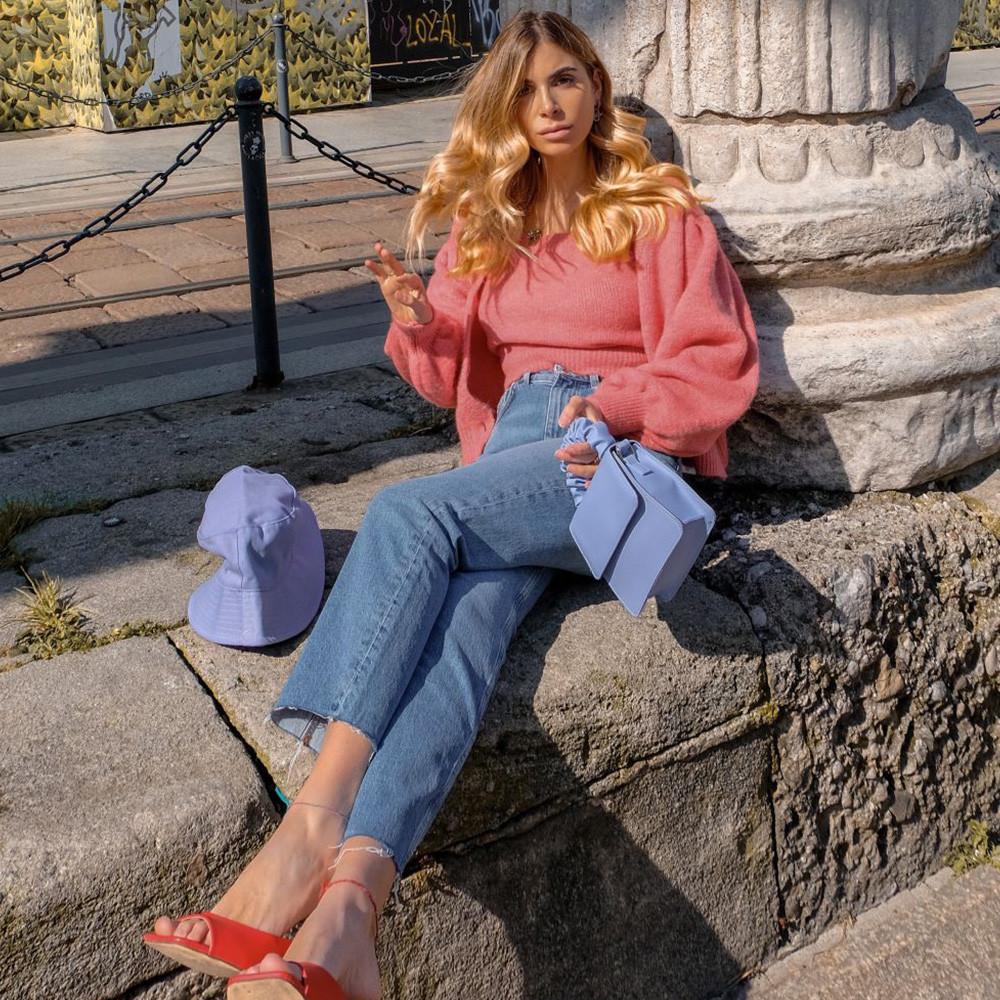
left=383, top=205, right=759, bottom=478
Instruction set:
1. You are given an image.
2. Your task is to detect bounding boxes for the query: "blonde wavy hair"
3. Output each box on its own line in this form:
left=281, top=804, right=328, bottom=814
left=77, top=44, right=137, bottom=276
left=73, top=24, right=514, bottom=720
left=401, top=10, right=708, bottom=281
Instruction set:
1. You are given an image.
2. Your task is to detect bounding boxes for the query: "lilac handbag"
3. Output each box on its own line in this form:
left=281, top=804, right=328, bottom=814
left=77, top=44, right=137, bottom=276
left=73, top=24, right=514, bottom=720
left=559, top=417, right=716, bottom=616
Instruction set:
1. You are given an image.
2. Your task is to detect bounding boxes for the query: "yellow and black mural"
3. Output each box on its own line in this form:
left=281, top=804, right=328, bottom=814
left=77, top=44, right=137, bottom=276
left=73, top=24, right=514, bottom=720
left=1, top=0, right=370, bottom=131
left=957, top=0, right=1000, bottom=47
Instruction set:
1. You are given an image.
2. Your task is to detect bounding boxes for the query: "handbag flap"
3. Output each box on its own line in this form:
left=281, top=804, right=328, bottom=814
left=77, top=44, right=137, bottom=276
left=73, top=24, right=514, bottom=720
left=569, top=449, right=640, bottom=579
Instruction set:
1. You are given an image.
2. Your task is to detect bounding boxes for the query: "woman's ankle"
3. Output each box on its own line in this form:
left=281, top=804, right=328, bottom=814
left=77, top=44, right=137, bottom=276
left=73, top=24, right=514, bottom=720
left=324, top=836, right=398, bottom=934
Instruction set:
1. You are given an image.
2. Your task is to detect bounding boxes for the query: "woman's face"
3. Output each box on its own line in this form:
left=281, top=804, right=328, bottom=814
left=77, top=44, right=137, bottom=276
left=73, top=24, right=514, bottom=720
left=516, top=40, right=601, bottom=160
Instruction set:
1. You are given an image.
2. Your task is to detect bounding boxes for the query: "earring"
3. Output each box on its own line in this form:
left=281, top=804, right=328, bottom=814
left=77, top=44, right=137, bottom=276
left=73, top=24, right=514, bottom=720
left=593, top=103, right=603, bottom=125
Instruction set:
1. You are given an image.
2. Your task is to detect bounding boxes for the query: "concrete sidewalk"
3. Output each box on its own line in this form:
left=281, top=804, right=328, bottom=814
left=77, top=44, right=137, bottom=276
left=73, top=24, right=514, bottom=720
left=0, top=87, right=461, bottom=218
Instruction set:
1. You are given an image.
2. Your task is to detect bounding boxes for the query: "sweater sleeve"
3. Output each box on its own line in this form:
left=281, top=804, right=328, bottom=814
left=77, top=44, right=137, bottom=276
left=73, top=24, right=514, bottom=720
left=586, top=206, right=759, bottom=457
left=382, top=218, right=471, bottom=409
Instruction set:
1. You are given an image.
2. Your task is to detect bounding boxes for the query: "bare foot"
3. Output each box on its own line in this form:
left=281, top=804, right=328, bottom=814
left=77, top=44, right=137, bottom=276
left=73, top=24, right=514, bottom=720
left=239, top=882, right=381, bottom=1000
left=151, top=804, right=346, bottom=944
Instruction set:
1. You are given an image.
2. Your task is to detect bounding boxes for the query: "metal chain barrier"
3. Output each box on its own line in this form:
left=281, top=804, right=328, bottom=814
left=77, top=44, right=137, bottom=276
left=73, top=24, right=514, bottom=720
left=974, top=103, right=1000, bottom=127
left=283, top=25, right=471, bottom=86
left=0, top=106, right=236, bottom=283
left=0, top=31, right=272, bottom=109
left=264, top=104, right=420, bottom=195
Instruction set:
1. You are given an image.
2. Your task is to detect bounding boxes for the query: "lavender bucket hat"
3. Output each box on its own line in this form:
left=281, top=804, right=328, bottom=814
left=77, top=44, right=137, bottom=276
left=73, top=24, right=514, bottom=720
left=188, top=465, right=325, bottom=647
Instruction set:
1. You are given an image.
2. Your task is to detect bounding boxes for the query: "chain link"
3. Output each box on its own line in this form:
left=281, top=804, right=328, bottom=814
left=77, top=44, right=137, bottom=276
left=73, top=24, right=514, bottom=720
left=0, top=107, right=237, bottom=283
left=264, top=104, right=420, bottom=195
left=0, top=31, right=272, bottom=110
left=974, top=103, right=1000, bottom=127
left=283, top=25, right=472, bottom=86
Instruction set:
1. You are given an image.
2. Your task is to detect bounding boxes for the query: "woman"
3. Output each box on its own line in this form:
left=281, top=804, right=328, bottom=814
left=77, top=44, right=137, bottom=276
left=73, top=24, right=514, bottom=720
left=143, top=11, right=759, bottom=1000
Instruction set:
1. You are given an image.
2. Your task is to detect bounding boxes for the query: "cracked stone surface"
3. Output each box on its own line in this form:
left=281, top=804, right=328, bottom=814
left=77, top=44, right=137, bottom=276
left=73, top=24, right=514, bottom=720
left=0, top=636, right=276, bottom=1000
left=692, top=481, right=1000, bottom=951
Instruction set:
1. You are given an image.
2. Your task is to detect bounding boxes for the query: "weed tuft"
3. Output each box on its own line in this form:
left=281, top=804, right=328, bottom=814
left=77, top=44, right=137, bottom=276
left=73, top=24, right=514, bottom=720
left=11, top=571, right=94, bottom=659
left=944, top=819, right=1000, bottom=875
left=5, top=570, right=183, bottom=663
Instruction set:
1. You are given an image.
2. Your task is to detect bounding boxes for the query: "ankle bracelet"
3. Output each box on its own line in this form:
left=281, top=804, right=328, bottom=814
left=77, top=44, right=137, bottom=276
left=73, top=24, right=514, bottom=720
left=289, top=799, right=351, bottom=820
left=323, top=877, right=379, bottom=940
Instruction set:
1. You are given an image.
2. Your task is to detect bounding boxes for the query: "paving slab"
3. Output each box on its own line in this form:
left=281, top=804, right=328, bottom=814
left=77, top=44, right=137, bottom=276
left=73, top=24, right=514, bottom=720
left=97, top=294, right=228, bottom=346
left=10, top=488, right=211, bottom=638
left=72, top=260, right=187, bottom=297
left=111, top=226, right=247, bottom=269
left=0, top=310, right=104, bottom=365
left=270, top=219, right=375, bottom=251
left=727, top=865, right=1000, bottom=1000
left=0, top=277, right=84, bottom=311
left=0, top=635, right=276, bottom=1000
left=0, top=257, right=66, bottom=286
left=45, top=241, right=151, bottom=277
left=179, top=285, right=310, bottom=327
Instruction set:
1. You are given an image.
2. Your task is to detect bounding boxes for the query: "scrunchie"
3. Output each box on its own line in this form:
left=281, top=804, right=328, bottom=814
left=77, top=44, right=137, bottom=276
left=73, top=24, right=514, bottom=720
left=558, top=417, right=617, bottom=507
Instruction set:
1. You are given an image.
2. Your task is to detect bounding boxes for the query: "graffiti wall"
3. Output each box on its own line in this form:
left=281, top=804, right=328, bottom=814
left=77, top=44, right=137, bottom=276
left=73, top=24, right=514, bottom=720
left=367, top=0, right=501, bottom=66
left=1, top=0, right=371, bottom=131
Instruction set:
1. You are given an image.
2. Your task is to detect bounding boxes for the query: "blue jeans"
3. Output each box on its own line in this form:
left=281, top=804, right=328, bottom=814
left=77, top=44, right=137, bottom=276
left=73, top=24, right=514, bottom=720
left=270, top=365, right=681, bottom=891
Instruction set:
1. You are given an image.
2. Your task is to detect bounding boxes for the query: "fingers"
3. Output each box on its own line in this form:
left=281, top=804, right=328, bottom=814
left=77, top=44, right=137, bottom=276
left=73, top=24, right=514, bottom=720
left=365, top=240, right=406, bottom=279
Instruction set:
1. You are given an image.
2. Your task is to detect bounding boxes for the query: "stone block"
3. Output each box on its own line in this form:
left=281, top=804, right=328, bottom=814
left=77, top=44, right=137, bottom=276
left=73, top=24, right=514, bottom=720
left=0, top=636, right=276, bottom=1000
left=0, top=368, right=413, bottom=507
left=72, top=261, right=186, bottom=297
left=0, top=279, right=84, bottom=311
left=0, top=569, right=26, bottom=655
left=733, top=865, right=1000, bottom=1000
left=167, top=444, right=467, bottom=793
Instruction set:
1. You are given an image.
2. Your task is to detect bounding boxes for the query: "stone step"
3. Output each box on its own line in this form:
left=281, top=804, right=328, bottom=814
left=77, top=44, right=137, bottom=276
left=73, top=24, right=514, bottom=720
left=0, top=299, right=395, bottom=436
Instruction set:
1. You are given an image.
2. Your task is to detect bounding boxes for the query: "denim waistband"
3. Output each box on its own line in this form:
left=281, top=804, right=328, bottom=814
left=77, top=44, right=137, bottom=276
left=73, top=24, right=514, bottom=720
left=515, top=363, right=601, bottom=388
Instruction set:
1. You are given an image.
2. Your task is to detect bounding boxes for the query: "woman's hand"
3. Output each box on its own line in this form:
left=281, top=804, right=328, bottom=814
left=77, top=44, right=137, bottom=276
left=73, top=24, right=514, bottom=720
left=554, top=396, right=606, bottom=485
left=364, top=241, right=435, bottom=325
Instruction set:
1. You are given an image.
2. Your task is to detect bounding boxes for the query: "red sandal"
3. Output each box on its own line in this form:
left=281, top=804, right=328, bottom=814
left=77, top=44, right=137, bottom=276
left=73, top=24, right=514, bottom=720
left=225, top=879, right=378, bottom=1000
left=142, top=912, right=292, bottom=979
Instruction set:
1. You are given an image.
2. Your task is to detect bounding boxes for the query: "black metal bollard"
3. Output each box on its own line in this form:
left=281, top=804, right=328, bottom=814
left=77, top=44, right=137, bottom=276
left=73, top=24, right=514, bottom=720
left=272, top=13, right=296, bottom=163
left=235, top=75, right=284, bottom=390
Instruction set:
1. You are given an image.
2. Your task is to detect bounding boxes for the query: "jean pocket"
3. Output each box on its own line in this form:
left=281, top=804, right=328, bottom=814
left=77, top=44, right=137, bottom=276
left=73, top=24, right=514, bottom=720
left=494, top=381, right=520, bottom=422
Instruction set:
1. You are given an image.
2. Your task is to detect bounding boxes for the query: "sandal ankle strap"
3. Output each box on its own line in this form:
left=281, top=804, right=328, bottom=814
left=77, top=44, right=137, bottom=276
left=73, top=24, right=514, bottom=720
left=322, top=877, right=379, bottom=940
